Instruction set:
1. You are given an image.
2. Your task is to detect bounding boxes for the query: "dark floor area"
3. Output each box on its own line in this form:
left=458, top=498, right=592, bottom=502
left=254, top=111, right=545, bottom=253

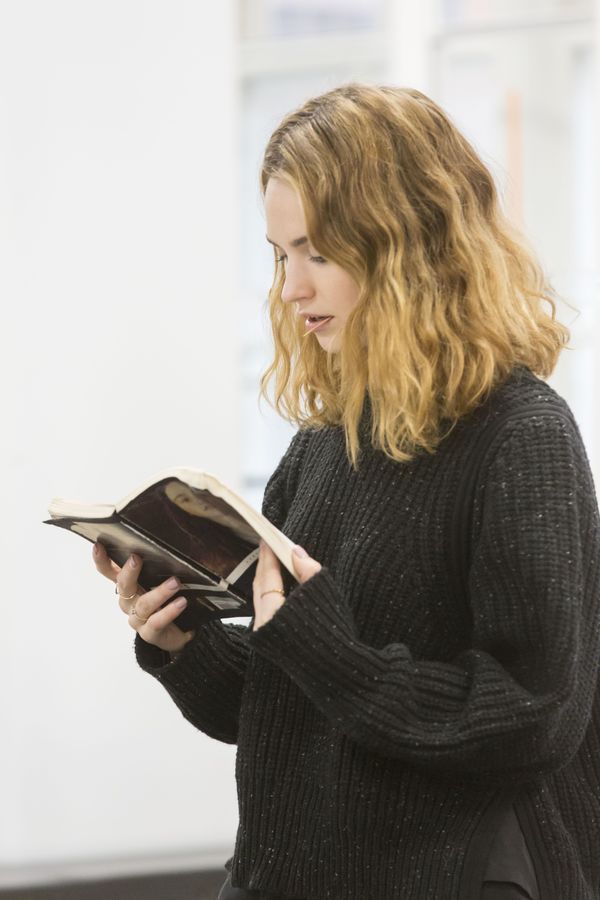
left=0, top=868, right=225, bottom=900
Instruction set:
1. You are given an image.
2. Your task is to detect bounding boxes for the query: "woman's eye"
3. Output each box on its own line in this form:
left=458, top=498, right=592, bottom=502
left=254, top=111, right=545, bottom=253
left=275, top=254, right=327, bottom=265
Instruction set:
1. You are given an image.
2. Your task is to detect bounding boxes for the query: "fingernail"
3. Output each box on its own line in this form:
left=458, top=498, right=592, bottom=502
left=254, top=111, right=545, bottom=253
left=293, top=545, right=308, bottom=558
left=129, top=556, right=138, bottom=568
left=174, top=597, right=187, bottom=608
left=167, top=576, right=180, bottom=589
left=93, top=544, right=100, bottom=557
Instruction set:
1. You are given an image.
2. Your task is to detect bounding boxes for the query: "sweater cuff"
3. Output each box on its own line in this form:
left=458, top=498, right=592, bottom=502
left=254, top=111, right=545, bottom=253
left=248, top=567, right=365, bottom=691
left=134, top=620, right=230, bottom=679
left=135, top=634, right=174, bottom=671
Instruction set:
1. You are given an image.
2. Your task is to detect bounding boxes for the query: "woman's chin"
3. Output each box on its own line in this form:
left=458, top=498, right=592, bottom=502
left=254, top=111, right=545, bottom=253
left=316, top=332, right=341, bottom=354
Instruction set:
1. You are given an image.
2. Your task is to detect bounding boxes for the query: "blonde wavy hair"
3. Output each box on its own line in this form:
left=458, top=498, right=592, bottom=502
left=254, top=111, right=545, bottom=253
left=258, top=82, right=572, bottom=468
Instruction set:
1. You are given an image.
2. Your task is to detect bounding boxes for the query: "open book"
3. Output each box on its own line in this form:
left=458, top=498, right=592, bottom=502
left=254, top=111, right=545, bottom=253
left=44, top=467, right=297, bottom=630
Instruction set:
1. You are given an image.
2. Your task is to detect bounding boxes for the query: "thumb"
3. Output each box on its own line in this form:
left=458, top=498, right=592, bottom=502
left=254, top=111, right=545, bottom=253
left=292, top=545, right=322, bottom=582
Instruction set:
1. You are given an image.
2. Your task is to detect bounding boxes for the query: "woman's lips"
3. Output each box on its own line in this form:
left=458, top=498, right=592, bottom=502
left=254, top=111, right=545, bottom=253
left=304, top=316, right=334, bottom=335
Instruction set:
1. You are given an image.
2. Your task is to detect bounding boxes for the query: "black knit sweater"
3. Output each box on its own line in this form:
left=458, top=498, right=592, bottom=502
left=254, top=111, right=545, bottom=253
left=135, top=366, right=600, bottom=900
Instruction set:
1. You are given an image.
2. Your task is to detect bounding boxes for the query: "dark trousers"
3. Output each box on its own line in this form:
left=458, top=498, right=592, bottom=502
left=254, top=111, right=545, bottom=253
left=216, top=872, right=534, bottom=899
left=481, top=883, right=536, bottom=900
left=216, top=874, right=259, bottom=899
left=216, top=873, right=297, bottom=899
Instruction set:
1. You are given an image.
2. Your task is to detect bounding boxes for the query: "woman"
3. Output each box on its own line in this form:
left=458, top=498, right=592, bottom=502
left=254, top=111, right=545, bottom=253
left=93, top=84, right=600, bottom=900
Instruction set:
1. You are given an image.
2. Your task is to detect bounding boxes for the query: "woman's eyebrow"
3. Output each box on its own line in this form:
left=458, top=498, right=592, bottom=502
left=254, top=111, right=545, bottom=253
left=265, top=235, right=308, bottom=249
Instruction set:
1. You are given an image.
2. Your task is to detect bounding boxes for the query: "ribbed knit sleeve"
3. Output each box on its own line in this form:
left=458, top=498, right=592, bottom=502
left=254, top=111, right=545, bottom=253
left=249, top=414, right=600, bottom=784
left=135, top=623, right=250, bottom=743
left=133, top=427, right=309, bottom=743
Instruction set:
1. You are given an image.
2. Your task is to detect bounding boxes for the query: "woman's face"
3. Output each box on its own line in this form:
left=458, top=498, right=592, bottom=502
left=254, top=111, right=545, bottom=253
left=264, top=177, right=360, bottom=354
left=164, top=482, right=213, bottom=517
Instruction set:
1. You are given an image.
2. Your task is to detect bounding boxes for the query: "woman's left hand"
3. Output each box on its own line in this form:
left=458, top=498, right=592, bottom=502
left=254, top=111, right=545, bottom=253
left=252, top=541, right=322, bottom=631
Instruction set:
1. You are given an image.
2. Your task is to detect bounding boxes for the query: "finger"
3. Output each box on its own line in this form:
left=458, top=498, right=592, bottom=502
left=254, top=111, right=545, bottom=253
left=131, top=594, right=190, bottom=636
left=92, top=542, right=122, bottom=581
left=258, top=540, right=281, bottom=574
left=111, top=553, right=145, bottom=614
left=259, top=539, right=277, bottom=558
left=126, top=575, right=182, bottom=622
left=291, top=548, right=322, bottom=582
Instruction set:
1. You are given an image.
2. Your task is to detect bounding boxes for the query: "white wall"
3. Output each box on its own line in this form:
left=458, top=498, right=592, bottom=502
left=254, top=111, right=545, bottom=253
left=1, top=0, right=240, bottom=876
left=432, top=17, right=600, bottom=486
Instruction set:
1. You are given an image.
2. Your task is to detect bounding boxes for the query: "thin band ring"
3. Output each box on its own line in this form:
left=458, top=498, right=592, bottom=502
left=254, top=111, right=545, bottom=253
left=115, top=585, right=137, bottom=601
left=260, top=588, right=286, bottom=599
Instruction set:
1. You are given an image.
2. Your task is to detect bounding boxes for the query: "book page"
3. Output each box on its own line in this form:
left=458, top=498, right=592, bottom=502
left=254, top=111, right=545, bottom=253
left=109, top=465, right=296, bottom=577
left=120, top=478, right=259, bottom=580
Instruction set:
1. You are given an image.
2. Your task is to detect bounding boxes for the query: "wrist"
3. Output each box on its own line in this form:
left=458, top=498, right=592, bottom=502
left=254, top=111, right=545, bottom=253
left=169, top=633, right=195, bottom=660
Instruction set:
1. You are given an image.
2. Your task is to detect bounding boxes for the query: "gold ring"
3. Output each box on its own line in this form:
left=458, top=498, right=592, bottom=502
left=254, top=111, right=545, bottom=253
left=260, top=588, right=286, bottom=600
left=115, top=585, right=137, bottom=601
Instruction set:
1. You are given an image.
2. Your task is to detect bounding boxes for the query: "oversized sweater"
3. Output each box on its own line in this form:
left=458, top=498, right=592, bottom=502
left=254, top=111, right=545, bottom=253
left=135, top=366, right=600, bottom=900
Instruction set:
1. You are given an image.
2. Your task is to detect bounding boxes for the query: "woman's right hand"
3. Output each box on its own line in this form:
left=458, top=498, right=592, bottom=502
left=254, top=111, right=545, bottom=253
left=92, top=542, right=196, bottom=654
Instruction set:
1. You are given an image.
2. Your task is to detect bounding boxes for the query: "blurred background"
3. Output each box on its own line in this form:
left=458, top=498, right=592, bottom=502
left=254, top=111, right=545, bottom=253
left=1, top=0, right=598, bottom=897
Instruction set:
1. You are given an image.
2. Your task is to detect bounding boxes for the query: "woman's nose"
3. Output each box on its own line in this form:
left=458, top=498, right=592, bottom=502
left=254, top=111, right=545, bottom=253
left=281, top=266, right=315, bottom=305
